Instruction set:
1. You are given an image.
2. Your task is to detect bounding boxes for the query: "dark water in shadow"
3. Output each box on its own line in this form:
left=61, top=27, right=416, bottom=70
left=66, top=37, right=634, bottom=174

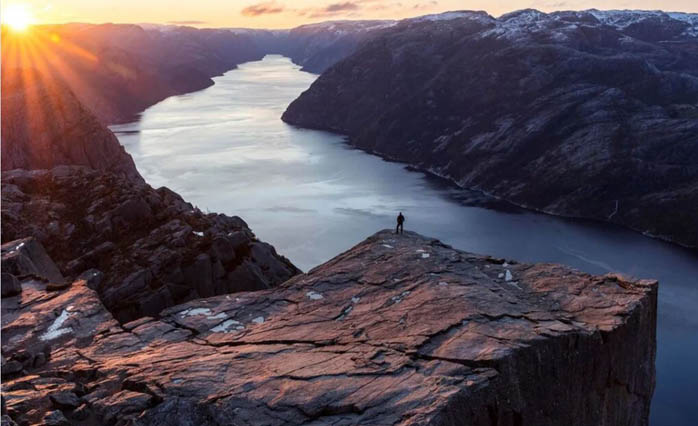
left=111, top=55, right=698, bottom=425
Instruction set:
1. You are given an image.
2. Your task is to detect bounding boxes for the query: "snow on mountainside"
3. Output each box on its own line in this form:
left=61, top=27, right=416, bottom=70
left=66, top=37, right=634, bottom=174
left=402, top=9, right=698, bottom=41
left=283, top=8, right=698, bottom=248
left=290, top=20, right=397, bottom=36
left=588, top=9, right=698, bottom=37
left=408, top=10, right=490, bottom=22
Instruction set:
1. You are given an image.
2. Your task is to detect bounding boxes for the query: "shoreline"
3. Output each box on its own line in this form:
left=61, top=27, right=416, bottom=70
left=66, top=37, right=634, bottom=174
left=282, top=119, right=698, bottom=252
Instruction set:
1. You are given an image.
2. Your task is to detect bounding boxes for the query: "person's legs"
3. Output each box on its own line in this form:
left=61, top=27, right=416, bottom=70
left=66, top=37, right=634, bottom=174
left=396, top=223, right=400, bottom=234
left=398, top=223, right=403, bottom=234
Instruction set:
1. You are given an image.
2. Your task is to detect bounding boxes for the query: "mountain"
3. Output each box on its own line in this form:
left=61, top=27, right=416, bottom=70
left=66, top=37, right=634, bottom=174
left=280, top=20, right=396, bottom=73
left=283, top=9, right=698, bottom=248
left=1, top=24, right=266, bottom=124
left=1, top=68, right=142, bottom=181
left=1, top=20, right=398, bottom=126
left=225, top=20, right=396, bottom=73
left=1, top=230, right=656, bottom=425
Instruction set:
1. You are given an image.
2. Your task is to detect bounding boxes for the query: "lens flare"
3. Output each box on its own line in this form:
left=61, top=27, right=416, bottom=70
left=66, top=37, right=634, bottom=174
left=2, top=4, right=35, bottom=32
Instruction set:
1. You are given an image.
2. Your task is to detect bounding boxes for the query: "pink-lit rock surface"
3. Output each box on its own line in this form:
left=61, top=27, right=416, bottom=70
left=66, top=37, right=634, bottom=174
left=1, top=231, right=656, bottom=425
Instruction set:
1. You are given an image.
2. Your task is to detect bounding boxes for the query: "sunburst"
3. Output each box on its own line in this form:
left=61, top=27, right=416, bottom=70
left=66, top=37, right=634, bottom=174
left=2, top=4, right=35, bottom=32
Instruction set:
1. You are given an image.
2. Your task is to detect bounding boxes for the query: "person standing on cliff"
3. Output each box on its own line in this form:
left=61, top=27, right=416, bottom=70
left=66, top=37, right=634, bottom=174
left=396, top=212, right=405, bottom=234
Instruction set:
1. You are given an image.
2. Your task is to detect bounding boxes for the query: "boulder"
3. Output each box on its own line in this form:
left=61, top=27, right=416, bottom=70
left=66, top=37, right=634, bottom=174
left=49, top=391, right=81, bottom=410
left=1, top=230, right=657, bottom=426
left=42, top=411, right=70, bottom=426
left=1, top=273, right=21, bottom=298
left=1, top=238, right=64, bottom=283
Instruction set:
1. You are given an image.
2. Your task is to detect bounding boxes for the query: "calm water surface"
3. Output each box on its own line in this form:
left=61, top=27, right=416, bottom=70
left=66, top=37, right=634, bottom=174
left=112, top=55, right=698, bottom=425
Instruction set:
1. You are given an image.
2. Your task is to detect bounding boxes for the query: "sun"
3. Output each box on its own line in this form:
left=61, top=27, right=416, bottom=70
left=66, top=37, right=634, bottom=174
left=2, top=4, right=35, bottom=32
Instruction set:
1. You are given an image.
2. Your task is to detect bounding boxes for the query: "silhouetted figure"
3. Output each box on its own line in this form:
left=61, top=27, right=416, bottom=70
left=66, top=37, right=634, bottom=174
left=396, top=212, right=405, bottom=234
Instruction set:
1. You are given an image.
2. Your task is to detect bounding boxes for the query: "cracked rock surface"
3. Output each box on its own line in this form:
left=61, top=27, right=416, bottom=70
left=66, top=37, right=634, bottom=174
left=2, top=230, right=656, bottom=425
left=1, top=166, right=299, bottom=322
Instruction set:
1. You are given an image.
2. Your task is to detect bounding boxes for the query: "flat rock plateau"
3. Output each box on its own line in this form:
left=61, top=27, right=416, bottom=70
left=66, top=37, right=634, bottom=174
left=2, top=230, right=657, bottom=426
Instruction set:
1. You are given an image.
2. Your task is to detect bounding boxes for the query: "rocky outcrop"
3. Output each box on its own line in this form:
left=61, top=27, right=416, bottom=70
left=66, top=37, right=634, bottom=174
left=1, top=69, right=142, bottom=181
left=2, top=230, right=657, bottom=425
left=283, top=9, right=698, bottom=248
left=1, top=238, right=65, bottom=285
left=1, top=166, right=299, bottom=322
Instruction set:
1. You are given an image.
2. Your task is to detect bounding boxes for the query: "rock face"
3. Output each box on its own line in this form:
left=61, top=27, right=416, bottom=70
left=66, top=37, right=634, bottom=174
left=1, top=238, right=65, bottom=285
left=1, top=166, right=299, bottom=322
left=2, top=230, right=657, bottom=425
left=283, top=9, right=698, bottom=248
left=1, top=69, right=142, bottom=181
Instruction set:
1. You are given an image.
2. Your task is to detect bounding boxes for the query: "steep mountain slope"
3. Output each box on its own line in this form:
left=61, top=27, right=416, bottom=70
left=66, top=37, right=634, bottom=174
left=226, top=20, right=396, bottom=73
left=1, top=20, right=396, bottom=126
left=281, top=20, right=396, bottom=73
left=1, top=24, right=266, bottom=124
left=1, top=68, right=142, bottom=181
left=283, top=9, right=698, bottom=248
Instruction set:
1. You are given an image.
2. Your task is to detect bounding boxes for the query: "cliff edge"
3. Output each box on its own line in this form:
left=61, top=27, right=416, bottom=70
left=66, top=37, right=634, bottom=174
left=2, top=230, right=657, bottom=425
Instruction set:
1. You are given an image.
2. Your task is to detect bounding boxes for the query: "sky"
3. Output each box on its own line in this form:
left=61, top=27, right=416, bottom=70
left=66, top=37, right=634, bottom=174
left=1, top=0, right=697, bottom=29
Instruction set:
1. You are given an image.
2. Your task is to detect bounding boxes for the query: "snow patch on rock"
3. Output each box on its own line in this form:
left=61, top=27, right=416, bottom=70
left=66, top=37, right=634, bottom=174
left=306, top=291, right=324, bottom=300
left=179, top=308, right=213, bottom=317
left=210, top=319, right=244, bottom=333
left=40, top=310, right=73, bottom=341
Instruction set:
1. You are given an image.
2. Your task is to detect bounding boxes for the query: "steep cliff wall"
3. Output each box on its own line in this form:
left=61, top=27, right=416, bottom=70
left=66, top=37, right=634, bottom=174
left=2, top=230, right=657, bottom=425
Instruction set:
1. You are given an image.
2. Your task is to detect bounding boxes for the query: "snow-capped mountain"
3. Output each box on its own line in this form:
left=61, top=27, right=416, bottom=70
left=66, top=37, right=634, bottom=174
left=283, top=9, right=698, bottom=247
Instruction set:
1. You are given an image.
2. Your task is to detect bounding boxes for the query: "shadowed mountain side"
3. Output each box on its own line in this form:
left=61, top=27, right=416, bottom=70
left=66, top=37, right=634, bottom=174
left=1, top=24, right=266, bottom=124
left=1, top=68, right=142, bottom=181
left=1, top=230, right=656, bottom=425
left=283, top=9, right=698, bottom=248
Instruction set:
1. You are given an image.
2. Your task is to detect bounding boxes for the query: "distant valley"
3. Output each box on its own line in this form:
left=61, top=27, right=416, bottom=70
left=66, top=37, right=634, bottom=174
left=8, top=10, right=693, bottom=247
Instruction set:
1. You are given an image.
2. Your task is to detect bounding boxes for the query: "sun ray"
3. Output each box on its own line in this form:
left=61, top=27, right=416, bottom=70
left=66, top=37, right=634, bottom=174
left=2, top=4, right=36, bottom=32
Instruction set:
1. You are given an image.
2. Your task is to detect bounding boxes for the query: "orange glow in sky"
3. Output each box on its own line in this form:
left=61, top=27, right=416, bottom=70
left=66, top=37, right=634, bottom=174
left=2, top=3, right=36, bottom=31
left=1, top=0, right=697, bottom=29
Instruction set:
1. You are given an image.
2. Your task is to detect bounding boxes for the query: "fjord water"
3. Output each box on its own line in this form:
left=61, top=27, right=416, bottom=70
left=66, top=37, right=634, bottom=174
left=112, top=55, right=697, bottom=425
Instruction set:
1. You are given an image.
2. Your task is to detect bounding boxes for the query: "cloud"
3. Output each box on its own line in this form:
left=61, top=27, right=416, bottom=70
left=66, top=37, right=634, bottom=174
left=166, top=20, right=208, bottom=25
left=241, top=1, right=285, bottom=17
left=325, top=2, right=360, bottom=13
left=412, top=1, right=438, bottom=9
left=298, top=1, right=362, bottom=18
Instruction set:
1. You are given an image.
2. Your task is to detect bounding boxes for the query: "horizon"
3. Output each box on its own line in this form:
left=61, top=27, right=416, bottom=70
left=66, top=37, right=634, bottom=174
left=2, top=1, right=697, bottom=30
